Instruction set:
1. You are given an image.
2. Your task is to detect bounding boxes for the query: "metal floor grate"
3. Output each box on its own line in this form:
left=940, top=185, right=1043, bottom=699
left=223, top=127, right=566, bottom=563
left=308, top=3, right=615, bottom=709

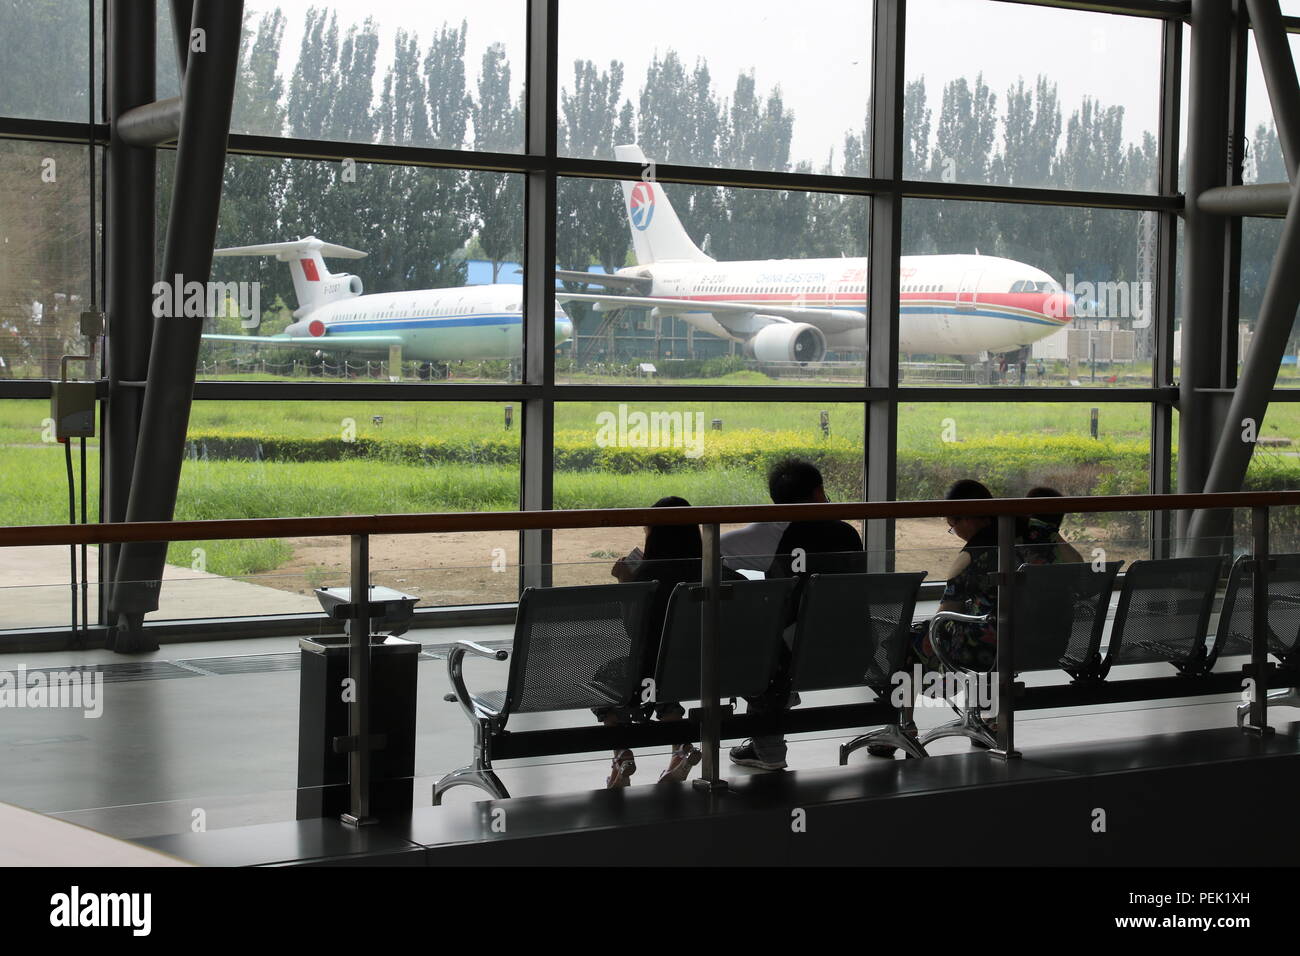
left=23, top=661, right=201, bottom=683
left=176, top=653, right=302, bottom=676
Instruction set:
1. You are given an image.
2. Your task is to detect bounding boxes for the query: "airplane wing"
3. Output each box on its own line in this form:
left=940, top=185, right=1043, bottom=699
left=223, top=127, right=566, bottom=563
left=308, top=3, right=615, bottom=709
left=202, top=333, right=404, bottom=347
left=555, top=292, right=866, bottom=335
left=552, top=270, right=654, bottom=294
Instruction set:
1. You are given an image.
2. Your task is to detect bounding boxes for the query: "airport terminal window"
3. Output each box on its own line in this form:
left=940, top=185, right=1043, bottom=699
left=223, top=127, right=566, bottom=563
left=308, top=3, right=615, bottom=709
left=175, top=400, right=521, bottom=612
left=905, top=0, right=1161, bottom=194
left=0, top=0, right=1244, bottom=635
left=168, top=153, right=525, bottom=385
left=555, top=175, right=868, bottom=385
left=0, top=0, right=95, bottom=124
left=557, top=0, right=871, bottom=174
left=550, top=400, right=865, bottom=586
left=900, top=198, right=1157, bottom=387
left=157, top=0, right=526, bottom=152
left=894, top=402, right=1152, bottom=581
left=0, top=140, right=97, bottom=381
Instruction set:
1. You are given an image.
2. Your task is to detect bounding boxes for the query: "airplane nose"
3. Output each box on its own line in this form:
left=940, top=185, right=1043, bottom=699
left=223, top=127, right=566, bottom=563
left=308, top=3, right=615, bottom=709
left=554, top=310, right=574, bottom=343
left=1042, top=292, right=1075, bottom=320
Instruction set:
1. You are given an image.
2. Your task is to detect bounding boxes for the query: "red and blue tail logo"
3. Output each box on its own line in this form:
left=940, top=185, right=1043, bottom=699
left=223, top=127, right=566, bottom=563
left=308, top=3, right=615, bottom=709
left=629, top=182, right=656, bottom=231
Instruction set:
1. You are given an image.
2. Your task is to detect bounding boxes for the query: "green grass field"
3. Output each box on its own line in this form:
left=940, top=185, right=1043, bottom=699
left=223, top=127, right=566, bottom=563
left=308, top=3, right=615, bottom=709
left=5, top=396, right=1300, bottom=577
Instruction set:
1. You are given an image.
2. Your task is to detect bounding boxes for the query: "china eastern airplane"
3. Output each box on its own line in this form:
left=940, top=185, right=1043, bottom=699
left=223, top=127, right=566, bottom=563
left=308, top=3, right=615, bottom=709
left=202, top=236, right=574, bottom=361
left=556, top=144, right=1073, bottom=362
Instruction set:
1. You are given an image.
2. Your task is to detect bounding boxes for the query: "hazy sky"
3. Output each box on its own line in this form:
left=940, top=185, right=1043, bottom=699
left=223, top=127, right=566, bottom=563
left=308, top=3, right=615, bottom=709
left=246, top=0, right=1287, bottom=169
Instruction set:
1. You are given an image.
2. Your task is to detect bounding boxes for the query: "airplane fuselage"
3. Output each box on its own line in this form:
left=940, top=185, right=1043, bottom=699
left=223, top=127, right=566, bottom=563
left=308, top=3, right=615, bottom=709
left=614, top=253, right=1070, bottom=356
left=283, top=284, right=572, bottom=362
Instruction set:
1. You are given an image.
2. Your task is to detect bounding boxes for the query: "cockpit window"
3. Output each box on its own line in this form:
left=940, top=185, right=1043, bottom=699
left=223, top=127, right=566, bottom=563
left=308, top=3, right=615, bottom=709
left=1010, top=280, right=1026, bottom=293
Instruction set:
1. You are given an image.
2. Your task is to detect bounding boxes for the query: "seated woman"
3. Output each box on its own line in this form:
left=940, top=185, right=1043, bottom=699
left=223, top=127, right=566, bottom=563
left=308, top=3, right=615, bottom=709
left=870, top=479, right=1008, bottom=756
left=596, top=496, right=704, bottom=788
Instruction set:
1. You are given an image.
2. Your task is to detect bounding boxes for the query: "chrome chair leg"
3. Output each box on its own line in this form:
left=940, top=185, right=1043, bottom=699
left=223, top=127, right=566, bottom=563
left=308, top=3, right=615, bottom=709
left=840, top=722, right=928, bottom=763
left=432, top=717, right=509, bottom=805
left=919, top=709, right=998, bottom=750
left=1238, top=686, right=1300, bottom=728
left=432, top=766, right=509, bottom=805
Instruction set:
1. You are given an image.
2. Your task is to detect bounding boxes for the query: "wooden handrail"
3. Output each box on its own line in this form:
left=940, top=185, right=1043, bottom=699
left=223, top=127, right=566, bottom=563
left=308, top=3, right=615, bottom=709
left=1, top=490, right=1298, bottom=548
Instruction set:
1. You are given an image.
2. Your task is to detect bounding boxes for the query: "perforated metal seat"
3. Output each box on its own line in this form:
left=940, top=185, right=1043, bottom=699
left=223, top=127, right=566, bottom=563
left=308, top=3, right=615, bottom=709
left=652, top=577, right=798, bottom=705
left=779, top=571, right=927, bottom=763
left=1100, top=556, right=1224, bottom=678
left=1208, top=553, right=1300, bottom=726
left=919, top=561, right=1121, bottom=750
left=433, top=581, right=657, bottom=805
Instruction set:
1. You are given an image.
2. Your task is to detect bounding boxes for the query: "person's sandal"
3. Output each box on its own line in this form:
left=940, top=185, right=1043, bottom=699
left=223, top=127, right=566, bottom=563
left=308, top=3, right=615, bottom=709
left=658, top=744, right=702, bottom=783
left=606, top=749, right=637, bottom=788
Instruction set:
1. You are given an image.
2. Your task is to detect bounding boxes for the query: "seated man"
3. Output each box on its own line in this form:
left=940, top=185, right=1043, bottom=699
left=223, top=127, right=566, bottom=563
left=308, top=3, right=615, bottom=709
left=729, top=458, right=864, bottom=772
left=718, top=455, right=824, bottom=574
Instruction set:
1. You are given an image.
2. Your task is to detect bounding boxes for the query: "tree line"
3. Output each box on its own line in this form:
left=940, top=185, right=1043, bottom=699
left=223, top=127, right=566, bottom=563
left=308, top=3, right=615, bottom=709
left=0, top=2, right=1291, bottom=372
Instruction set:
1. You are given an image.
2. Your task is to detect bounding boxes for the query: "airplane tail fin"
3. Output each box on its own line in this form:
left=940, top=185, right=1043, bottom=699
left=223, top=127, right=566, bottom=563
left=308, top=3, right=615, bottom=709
left=613, top=144, right=713, bottom=265
left=214, top=236, right=367, bottom=318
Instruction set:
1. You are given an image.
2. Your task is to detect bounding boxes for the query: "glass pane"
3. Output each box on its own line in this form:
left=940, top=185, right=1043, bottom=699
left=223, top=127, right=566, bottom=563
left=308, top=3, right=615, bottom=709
left=905, top=0, right=1160, bottom=193
left=552, top=400, right=864, bottom=584
left=0, top=0, right=91, bottom=123
left=557, top=176, right=868, bottom=384
left=160, top=0, right=526, bottom=151
left=178, top=400, right=521, bottom=611
left=901, top=199, right=1155, bottom=386
left=895, top=402, right=1152, bottom=580
left=558, top=0, right=871, bottom=173
left=159, top=153, right=527, bottom=385
left=0, top=140, right=97, bottom=380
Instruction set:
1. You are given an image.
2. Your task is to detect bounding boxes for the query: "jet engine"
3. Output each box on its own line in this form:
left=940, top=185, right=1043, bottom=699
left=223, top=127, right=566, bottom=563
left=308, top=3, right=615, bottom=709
left=748, top=322, right=827, bottom=363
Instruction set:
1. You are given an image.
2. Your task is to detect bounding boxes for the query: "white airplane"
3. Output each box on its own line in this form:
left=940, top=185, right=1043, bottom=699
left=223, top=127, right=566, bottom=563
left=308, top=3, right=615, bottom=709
left=203, top=236, right=574, bottom=362
left=556, top=144, right=1073, bottom=362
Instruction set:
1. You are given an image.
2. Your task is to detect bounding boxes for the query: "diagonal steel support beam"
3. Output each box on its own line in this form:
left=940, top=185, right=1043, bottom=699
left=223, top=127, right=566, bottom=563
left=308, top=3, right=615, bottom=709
left=1246, top=0, right=1300, bottom=183
left=108, top=0, right=245, bottom=651
left=1188, top=177, right=1300, bottom=544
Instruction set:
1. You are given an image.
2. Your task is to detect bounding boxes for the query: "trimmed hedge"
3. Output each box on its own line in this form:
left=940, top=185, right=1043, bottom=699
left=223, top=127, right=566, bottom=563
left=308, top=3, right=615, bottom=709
left=183, top=428, right=1300, bottom=535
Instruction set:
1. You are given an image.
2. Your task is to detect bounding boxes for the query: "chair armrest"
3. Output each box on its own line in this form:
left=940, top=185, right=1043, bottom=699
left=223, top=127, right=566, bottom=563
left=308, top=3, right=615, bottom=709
left=454, top=640, right=510, bottom=662
left=929, top=611, right=990, bottom=675
left=446, top=642, right=510, bottom=724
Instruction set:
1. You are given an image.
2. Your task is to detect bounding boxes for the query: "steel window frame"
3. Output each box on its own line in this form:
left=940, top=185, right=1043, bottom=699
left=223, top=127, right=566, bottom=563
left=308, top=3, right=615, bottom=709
left=2, top=0, right=1289, bottom=635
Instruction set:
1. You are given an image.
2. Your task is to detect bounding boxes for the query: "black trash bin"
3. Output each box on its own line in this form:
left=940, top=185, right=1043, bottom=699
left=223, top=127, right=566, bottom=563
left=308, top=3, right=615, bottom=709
left=296, top=633, right=421, bottom=819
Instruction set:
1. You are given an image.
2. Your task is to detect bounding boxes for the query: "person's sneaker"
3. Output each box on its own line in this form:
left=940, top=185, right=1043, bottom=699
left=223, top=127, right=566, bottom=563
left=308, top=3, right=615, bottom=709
left=606, top=749, right=636, bottom=788
left=658, top=744, right=702, bottom=783
left=728, top=739, right=787, bottom=771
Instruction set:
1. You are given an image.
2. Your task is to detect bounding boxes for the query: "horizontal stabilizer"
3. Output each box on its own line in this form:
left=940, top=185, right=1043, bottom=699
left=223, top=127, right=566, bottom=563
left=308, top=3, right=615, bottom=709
left=214, top=235, right=367, bottom=261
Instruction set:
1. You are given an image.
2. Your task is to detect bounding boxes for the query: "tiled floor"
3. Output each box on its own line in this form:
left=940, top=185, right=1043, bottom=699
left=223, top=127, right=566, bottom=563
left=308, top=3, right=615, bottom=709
left=0, top=618, right=1268, bottom=842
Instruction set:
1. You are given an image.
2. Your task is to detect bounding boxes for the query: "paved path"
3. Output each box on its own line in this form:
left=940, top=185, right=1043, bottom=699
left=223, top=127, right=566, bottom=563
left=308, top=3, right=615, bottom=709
left=0, top=546, right=320, bottom=630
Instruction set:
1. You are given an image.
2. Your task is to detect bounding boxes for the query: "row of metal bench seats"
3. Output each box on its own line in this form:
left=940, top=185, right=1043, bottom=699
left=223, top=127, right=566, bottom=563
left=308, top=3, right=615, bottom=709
left=433, top=553, right=1300, bottom=803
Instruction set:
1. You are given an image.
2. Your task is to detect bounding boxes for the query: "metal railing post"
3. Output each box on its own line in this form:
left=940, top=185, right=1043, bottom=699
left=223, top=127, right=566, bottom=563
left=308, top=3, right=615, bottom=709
left=1245, top=505, right=1275, bottom=736
left=343, top=532, right=376, bottom=824
left=693, top=522, right=728, bottom=792
left=992, top=514, right=1021, bottom=759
